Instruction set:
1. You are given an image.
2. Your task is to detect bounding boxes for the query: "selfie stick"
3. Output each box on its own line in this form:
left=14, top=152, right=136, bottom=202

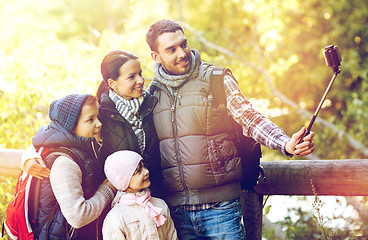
left=298, top=45, right=342, bottom=144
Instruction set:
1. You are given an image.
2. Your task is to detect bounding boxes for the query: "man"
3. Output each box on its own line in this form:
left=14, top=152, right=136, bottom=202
left=146, top=19, right=315, bottom=240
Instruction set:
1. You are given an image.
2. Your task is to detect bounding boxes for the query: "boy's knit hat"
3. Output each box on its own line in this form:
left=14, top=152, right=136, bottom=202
left=49, top=94, right=91, bottom=133
left=104, top=150, right=143, bottom=191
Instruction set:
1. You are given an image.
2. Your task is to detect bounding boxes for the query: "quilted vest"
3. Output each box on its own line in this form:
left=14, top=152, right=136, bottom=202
left=150, top=58, right=242, bottom=207
left=34, top=141, right=102, bottom=239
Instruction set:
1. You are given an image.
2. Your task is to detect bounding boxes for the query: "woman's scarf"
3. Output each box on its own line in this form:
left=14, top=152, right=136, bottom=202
left=119, top=190, right=166, bottom=227
left=109, top=90, right=146, bottom=153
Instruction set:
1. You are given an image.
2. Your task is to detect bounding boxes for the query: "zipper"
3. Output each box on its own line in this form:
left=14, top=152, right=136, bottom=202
left=171, top=90, right=190, bottom=204
left=91, top=140, right=98, bottom=160
left=178, top=94, right=183, bottom=105
left=153, top=82, right=190, bottom=203
left=96, top=217, right=100, bottom=240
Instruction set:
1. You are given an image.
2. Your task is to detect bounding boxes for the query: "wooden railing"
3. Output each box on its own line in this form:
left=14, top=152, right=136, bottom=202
left=241, top=158, right=368, bottom=239
left=0, top=149, right=23, bottom=176
left=1, top=149, right=367, bottom=239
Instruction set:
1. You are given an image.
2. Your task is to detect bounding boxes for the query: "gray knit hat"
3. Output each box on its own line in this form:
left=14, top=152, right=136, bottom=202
left=49, top=94, right=91, bottom=133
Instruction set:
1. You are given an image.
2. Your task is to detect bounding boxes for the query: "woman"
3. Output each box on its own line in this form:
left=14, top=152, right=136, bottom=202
left=96, top=50, right=163, bottom=198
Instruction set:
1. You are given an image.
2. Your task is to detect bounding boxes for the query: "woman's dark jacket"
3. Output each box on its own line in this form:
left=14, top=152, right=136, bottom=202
left=32, top=121, right=104, bottom=240
left=98, top=91, right=163, bottom=197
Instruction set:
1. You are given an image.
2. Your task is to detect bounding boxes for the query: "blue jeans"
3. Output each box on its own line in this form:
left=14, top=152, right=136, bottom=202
left=171, top=199, right=245, bottom=240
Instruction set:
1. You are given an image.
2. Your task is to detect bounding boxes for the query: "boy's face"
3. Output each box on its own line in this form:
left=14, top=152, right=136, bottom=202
left=151, top=30, right=192, bottom=75
left=74, top=102, right=102, bottom=142
left=108, top=59, right=145, bottom=100
left=126, top=161, right=151, bottom=193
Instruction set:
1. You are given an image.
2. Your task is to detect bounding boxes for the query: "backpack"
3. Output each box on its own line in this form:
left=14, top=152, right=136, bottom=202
left=210, top=67, right=266, bottom=191
left=2, top=146, right=82, bottom=240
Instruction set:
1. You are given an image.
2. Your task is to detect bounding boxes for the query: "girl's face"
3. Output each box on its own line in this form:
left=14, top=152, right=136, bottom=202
left=74, top=102, right=102, bottom=142
left=126, top=161, right=151, bottom=193
left=108, top=59, right=145, bottom=100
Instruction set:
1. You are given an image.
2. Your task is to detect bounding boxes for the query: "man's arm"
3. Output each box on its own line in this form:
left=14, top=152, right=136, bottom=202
left=223, top=73, right=314, bottom=156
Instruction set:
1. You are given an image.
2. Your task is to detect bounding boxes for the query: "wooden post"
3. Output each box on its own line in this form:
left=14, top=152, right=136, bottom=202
left=241, top=190, right=263, bottom=240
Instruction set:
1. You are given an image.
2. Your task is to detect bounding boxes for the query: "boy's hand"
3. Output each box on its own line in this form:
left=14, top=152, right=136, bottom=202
left=23, top=157, right=50, bottom=179
left=285, top=127, right=315, bottom=156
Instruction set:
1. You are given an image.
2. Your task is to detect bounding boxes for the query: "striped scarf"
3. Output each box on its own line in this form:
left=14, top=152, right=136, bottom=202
left=109, top=90, right=146, bottom=153
left=153, top=50, right=197, bottom=89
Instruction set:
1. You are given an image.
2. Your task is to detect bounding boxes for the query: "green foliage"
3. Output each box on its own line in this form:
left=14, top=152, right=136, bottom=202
left=311, top=181, right=334, bottom=240
left=0, top=176, right=16, bottom=239
left=178, top=0, right=368, bottom=159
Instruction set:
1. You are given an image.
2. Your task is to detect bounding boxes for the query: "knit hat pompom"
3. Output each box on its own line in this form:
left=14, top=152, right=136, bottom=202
left=104, top=150, right=143, bottom=191
left=49, top=94, right=91, bottom=133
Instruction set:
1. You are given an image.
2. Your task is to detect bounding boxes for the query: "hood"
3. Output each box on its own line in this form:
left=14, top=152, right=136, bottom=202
left=32, top=121, right=93, bottom=151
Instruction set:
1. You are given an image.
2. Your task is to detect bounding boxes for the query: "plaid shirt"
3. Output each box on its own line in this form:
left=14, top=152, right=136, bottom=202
left=224, top=73, right=291, bottom=156
left=181, top=73, right=292, bottom=211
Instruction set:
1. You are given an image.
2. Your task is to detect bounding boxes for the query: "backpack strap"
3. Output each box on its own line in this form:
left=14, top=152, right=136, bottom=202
left=1, top=221, right=4, bottom=238
left=47, top=147, right=84, bottom=168
left=210, top=66, right=231, bottom=109
left=209, top=67, right=265, bottom=191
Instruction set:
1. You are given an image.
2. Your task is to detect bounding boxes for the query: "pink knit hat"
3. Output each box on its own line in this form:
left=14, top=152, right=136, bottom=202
left=104, top=150, right=143, bottom=191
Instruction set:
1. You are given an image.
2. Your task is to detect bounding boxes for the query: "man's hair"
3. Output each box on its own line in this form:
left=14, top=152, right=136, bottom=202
left=146, top=19, right=184, bottom=52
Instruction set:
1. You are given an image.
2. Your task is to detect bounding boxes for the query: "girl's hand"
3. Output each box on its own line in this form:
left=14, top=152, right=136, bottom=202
left=102, top=179, right=117, bottom=194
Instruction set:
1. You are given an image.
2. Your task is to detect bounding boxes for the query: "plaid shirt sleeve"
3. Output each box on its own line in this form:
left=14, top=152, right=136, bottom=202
left=223, top=73, right=292, bottom=156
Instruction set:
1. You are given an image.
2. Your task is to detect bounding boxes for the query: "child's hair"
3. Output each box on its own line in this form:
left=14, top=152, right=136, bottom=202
left=133, top=161, right=144, bottom=176
left=83, top=95, right=97, bottom=107
left=48, top=94, right=93, bottom=133
left=104, top=150, right=143, bottom=191
left=96, top=50, right=138, bottom=103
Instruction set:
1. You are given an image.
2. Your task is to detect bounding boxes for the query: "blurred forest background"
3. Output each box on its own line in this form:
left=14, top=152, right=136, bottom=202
left=1, top=0, right=367, bottom=239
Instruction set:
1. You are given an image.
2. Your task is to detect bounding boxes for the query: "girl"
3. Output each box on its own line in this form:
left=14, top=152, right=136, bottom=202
left=103, top=150, right=177, bottom=240
left=31, top=94, right=115, bottom=239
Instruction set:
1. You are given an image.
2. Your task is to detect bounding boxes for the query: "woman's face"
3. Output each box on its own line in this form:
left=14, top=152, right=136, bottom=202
left=108, top=59, right=145, bottom=100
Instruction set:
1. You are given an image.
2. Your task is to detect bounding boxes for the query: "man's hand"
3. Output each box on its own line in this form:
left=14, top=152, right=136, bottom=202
left=23, top=157, right=50, bottom=179
left=285, top=127, right=315, bottom=156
